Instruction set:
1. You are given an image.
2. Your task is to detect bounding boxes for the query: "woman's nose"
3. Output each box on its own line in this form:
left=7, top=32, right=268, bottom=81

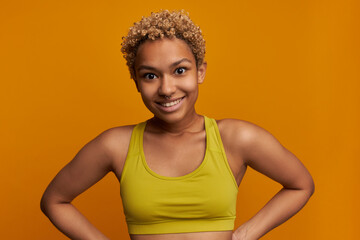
left=158, top=75, right=176, bottom=97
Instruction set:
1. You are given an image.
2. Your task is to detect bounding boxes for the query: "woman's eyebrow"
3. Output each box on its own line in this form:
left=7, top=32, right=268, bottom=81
left=136, top=58, right=192, bottom=71
left=170, top=58, right=192, bottom=67
left=136, top=65, right=157, bottom=71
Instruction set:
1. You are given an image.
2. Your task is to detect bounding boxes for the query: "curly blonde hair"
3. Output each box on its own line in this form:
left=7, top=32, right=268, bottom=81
left=121, top=9, right=206, bottom=80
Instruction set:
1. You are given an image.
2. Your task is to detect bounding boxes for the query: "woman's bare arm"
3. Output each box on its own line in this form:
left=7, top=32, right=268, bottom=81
left=40, top=127, right=131, bottom=240
left=223, top=120, right=315, bottom=240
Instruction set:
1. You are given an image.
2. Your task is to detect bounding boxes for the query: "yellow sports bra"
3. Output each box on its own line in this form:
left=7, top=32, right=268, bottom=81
left=120, top=116, right=239, bottom=234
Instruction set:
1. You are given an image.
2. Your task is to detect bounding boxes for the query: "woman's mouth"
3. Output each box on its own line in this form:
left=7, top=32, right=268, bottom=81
left=160, top=98, right=183, bottom=107
left=156, top=97, right=185, bottom=112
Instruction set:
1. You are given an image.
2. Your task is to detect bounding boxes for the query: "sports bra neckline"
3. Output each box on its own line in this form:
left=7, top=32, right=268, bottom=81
left=139, top=116, right=210, bottom=180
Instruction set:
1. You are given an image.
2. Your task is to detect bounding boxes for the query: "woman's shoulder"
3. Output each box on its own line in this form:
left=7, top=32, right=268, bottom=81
left=216, top=118, right=263, bottom=139
left=97, top=124, right=136, bottom=152
left=100, top=124, right=135, bottom=138
left=93, top=124, right=138, bottom=175
left=215, top=118, right=272, bottom=151
left=90, top=125, right=135, bottom=163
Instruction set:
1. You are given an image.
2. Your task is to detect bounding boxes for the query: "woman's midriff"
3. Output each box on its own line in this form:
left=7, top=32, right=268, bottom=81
left=130, top=231, right=233, bottom=240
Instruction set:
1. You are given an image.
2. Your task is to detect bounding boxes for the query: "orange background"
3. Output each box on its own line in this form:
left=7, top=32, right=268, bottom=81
left=1, top=0, right=359, bottom=239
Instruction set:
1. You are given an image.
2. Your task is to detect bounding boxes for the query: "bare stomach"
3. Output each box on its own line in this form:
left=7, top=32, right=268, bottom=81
left=130, top=231, right=233, bottom=240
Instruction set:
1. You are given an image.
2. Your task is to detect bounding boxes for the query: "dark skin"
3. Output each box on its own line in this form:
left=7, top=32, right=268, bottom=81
left=41, top=37, right=314, bottom=240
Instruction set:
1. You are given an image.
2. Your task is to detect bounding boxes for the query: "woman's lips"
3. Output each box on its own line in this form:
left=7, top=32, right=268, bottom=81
left=155, top=97, right=185, bottom=112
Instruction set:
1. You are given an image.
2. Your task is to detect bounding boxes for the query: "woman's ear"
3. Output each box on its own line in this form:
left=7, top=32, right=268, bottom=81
left=134, top=78, right=140, bottom=92
left=132, top=71, right=140, bottom=92
left=197, top=61, right=207, bottom=84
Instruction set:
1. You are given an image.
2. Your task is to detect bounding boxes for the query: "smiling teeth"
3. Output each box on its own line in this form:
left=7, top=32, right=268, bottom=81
left=161, top=98, right=182, bottom=107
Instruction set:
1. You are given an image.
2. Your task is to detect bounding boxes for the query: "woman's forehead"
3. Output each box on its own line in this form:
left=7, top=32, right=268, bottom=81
left=135, top=38, right=195, bottom=67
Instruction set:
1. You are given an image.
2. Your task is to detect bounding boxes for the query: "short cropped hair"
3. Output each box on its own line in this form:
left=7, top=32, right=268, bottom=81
left=121, top=9, right=206, bottom=80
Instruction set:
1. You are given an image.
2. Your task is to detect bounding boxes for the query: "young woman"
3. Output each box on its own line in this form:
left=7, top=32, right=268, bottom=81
left=41, top=10, right=314, bottom=240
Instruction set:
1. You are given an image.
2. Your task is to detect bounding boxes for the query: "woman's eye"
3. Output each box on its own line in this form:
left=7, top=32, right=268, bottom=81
left=175, top=67, right=186, bottom=75
left=144, top=73, right=157, bottom=79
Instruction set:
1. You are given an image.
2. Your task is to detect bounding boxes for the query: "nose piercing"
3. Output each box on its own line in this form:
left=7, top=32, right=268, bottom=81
left=165, top=95, right=172, bottom=99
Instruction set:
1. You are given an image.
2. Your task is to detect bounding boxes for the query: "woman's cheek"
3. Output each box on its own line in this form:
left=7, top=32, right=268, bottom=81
left=181, top=80, right=199, bottom=92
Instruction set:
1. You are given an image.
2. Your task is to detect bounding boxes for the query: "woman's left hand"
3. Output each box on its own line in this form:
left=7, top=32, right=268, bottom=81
left=232, top=232, right=240, bottom=240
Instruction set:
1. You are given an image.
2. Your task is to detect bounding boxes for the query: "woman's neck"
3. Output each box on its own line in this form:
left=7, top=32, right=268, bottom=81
left=148, top=113, right=204, bottom=135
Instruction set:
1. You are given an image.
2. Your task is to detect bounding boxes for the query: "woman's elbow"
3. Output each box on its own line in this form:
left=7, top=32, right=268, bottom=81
left=308, top=177, right=315, bottom=196
left=293, top=173, right=315, bottom=199
left=40, top=191, right=58, bottom=216
left=303, top=174, right=315, bottom=199
left=40, top=193, right=51, bottom=216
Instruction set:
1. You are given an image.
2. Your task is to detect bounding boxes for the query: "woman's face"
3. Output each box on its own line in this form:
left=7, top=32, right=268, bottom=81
left=134, top=37, right=207, bottom=124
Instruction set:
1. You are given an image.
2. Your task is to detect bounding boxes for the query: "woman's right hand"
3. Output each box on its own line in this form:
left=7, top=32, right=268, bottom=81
left=40, top=127, right=131, bottom=239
